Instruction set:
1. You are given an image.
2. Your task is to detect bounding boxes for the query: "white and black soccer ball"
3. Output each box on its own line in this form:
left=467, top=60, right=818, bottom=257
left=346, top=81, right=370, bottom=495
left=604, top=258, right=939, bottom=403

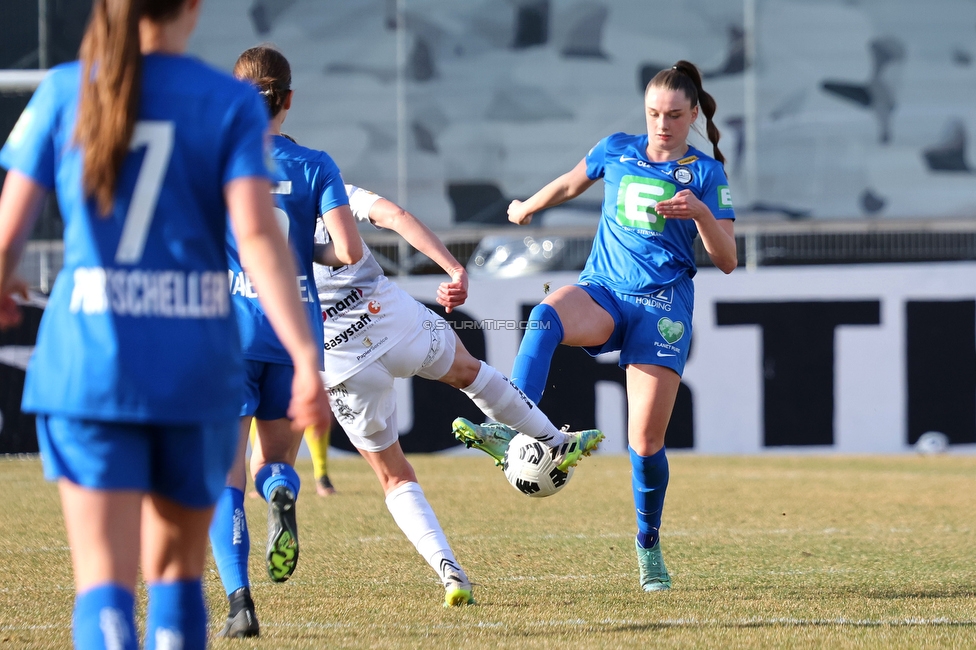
left=915, top=431, right=949, bottom=455
left=502, top=433, right=574, bottom=498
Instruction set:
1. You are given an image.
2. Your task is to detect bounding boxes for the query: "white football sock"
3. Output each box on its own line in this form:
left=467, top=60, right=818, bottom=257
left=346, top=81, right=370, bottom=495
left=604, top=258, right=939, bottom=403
left=385, top=482, right=467, bottom=586
left=461, top=361, right=568, bottom=446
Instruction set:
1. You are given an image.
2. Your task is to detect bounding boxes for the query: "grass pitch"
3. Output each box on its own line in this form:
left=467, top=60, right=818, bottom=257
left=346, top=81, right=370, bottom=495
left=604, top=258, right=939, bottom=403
left=3, top=453, right=976, bottom=649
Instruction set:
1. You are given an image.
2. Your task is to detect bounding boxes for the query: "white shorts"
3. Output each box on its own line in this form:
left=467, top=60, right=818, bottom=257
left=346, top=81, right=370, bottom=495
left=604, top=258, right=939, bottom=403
left=327, top=306, right=456, bottom=452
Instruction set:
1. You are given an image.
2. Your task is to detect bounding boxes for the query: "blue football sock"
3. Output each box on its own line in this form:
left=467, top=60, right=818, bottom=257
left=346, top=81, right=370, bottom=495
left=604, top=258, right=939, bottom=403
left=145, top=580, right=207, bottom=650
left=631, top=446, right=669, bottom=549
left=254, top=462, right=301, bottom=502
left=73, top=584, right=137, bottom=650
left=511, top=303, right=564, bottom=404
left=209, top=486, right=250, bottom=596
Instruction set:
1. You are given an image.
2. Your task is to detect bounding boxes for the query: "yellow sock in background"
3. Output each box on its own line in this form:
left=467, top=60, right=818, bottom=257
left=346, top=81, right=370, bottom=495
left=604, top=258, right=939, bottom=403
left=305, top=422, right=331, bottom=481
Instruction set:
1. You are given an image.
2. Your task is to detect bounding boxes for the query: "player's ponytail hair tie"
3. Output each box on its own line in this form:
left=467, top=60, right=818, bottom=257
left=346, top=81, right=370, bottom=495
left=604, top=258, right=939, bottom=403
left=233, top=45, right=293, bottom=118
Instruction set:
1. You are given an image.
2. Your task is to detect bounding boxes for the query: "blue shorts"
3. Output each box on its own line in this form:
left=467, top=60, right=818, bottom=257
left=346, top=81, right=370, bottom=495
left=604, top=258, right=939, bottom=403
left=577, top=279, right=694, bottom=375
left=36, top=416, right=238, bottom=508
left=241, top=359, right=294, bottom=420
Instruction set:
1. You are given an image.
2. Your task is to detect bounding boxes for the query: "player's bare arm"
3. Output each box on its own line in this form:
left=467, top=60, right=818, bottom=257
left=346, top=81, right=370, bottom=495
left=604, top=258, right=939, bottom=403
left=0, top=171, right=45, bottom=328
left=508, top=159, right=597, bottom=226
left=366, top=197, right=468, bottom=311
left=323, top=204, right=362, bottom=265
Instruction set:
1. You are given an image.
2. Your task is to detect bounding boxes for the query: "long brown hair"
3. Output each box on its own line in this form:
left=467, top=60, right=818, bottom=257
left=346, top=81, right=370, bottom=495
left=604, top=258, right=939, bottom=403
left=646, top=60, right=725, bottom=166
left=74, top=0, right=185, bottom=215
left=233, top=46, right=292, bottom=118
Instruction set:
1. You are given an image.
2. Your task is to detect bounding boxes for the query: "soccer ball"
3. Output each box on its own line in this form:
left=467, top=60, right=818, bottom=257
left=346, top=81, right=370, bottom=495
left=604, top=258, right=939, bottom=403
left=502, top=433, right=574, bottom=498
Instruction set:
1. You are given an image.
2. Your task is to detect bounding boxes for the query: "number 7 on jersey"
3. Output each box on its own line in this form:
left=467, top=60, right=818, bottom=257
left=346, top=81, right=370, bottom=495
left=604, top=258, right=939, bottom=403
left=115, top=121, right=174, bottom=264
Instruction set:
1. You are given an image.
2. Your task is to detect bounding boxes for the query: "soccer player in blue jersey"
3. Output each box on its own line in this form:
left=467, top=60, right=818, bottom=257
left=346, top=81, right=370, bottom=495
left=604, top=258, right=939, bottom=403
left=0, top=2, right=329, bottom=648
left=455, top=61, right=737, bottom=592
left=208, top=45, right=362, bottom=638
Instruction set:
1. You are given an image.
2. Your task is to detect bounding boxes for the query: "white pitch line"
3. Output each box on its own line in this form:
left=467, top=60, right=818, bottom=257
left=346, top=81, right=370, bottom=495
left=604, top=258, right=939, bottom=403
left=6, top=617, right=976, bottom=634
left=0, top=546, right=70, bottom=554
left=493, top=573, right=633, bottom=582
left=253, top=617, right=976, bottom=632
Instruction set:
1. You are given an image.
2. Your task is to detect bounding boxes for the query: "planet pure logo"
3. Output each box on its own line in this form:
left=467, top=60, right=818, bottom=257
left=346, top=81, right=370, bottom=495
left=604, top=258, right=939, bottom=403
left=657, top=317, right=685, bottom=344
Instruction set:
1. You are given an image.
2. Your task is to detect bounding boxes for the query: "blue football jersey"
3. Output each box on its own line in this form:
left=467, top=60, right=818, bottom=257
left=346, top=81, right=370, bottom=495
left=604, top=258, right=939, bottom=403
left=579, top=133, right=735, bottom=295
left=0, top=55, right=273, bottom=422
left=226, top=134, right=347, bottom=367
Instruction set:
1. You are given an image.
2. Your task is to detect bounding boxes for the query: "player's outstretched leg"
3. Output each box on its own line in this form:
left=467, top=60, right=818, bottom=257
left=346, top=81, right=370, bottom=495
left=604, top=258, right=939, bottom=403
left=452, top=359, right=604, bottom=470
left=551, top=427, right=605, bottom=472
left=631, top=446, right=671, bottom=591
left=452, top=417, right=516, bottom=466
left=454, top=417, right=603, bottom=471
left=385, top=481, right=475, bottom=607
left=255, top=462, right=301, bottom=583
left=510, top=303, right=564, bottom=405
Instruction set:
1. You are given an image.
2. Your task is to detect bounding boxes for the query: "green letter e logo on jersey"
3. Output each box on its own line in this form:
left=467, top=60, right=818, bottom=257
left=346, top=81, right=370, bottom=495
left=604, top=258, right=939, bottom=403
left=615, top=176, right=675, bottom=232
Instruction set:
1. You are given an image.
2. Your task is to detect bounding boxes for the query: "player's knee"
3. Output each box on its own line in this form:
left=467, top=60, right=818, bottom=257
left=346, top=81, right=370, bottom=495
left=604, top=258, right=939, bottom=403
left=439, top=345, right=482, bottom=389
left=629, top=435, right=666, bottom=457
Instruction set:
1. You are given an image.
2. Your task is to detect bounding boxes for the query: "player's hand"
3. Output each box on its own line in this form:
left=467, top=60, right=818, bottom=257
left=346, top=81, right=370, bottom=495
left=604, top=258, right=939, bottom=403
left=508, top=200, right=534, bottom=226
left=437, top=268, right=468, bottom=313
left=655, top=189, right=710, bottom=222
left=0, top=275, right=29, bottom=330
left=288, top=364, right=330, bottom=432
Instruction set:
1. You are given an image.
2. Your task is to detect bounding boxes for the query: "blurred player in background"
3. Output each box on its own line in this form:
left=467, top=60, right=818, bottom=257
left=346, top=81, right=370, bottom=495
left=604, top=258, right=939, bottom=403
left=0, top=1, right=328, bottom=648
left=209, top=45, right=361, bottom=638
left=314, top=184, right=604, bottom=607
left=248, top=418, right=337, bottom=497
left=456, top=61, right=736, bottom=593
left=306, top=418, right=336, bottom=495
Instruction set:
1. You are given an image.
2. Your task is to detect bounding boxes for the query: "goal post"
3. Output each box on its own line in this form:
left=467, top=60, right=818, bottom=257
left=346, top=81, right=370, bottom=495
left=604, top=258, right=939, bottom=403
left=0, top=69, right=46, bottom=94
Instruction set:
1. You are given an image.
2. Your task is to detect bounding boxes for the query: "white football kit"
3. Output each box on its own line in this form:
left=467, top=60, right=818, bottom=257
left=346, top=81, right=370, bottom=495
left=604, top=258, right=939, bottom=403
left=315, top=185, right=456, bottom=451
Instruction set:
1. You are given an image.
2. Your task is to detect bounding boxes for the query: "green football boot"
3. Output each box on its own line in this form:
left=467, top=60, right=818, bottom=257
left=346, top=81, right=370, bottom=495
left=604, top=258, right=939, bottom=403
left=266, top=485, right=299, bottom=583
left=636, top=539, right=671, bottom=592
left=452, top=417, right=516, bottom=466
left=552, top=428, right=605, bottom=472
left=443, top=573, right=475, bottom=607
